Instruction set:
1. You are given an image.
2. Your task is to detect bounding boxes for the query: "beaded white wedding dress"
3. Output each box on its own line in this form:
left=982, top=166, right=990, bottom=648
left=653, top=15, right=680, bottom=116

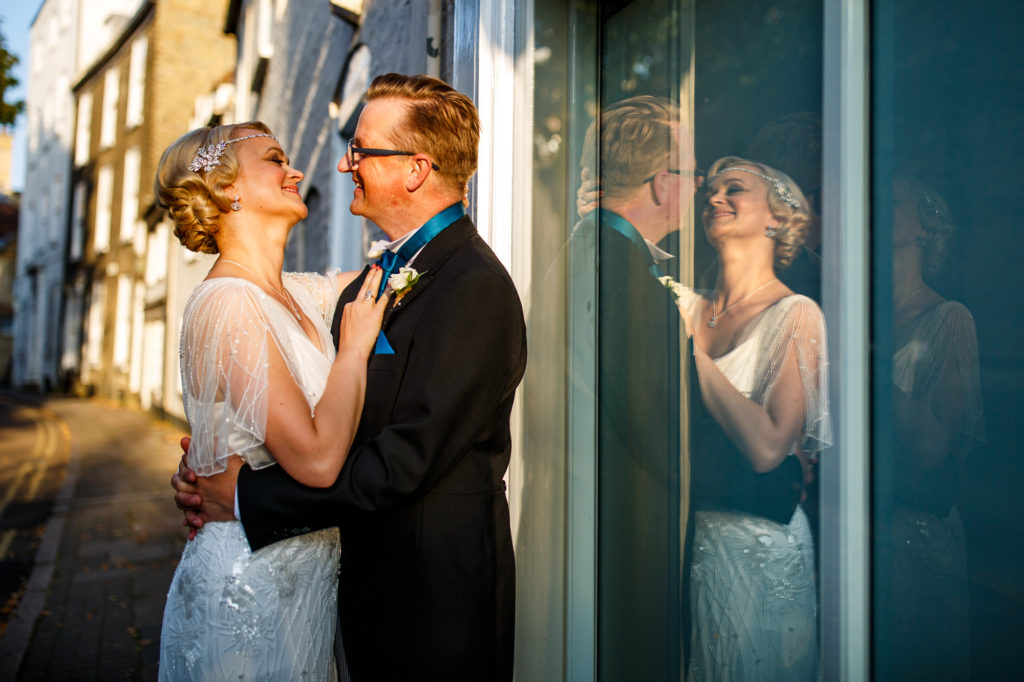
left=159, top=273, right=344, bottom=681
left=687, top=295, right=830, bottom=682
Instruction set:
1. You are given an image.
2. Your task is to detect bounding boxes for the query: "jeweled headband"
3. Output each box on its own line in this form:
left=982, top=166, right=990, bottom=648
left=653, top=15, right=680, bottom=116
left=188, top=133, right=278, bottom=173
left=711, top=166, right=802, bottom=209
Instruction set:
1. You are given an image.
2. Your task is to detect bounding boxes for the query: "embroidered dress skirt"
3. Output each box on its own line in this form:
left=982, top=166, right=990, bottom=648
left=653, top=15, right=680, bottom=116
left=159, top=521, right=340, bottom=681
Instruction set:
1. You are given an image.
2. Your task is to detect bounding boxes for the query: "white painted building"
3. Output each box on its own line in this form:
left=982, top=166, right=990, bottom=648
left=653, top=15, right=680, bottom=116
left=12, top=0, right=146, bottom=391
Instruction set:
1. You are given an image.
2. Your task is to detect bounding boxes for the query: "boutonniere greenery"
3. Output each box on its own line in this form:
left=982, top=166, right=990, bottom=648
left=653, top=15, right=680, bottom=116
left=387, top=267, right=425, bottom=302
left=657, top=275, right=701, bottom=313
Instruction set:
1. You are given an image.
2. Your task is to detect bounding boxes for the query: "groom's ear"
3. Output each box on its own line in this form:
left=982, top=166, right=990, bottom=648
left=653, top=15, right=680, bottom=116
left=404, top=156, right=434, bottom=192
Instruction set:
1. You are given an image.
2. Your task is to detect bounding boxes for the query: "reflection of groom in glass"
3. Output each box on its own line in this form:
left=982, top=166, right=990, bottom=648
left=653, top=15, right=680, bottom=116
left=574, top=96, right=701, bottom=679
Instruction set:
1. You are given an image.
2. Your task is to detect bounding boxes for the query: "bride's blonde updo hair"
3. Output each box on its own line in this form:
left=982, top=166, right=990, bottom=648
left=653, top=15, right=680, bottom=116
left=154, top=121, right=275, bottom=254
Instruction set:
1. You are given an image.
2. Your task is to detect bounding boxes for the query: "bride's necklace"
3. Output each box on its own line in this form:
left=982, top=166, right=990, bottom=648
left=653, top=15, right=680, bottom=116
left=219, top=258, right=303, bottom=321
left=708, top=278, right=778, bottom=328
left=895, top=284, right=926, bottom=309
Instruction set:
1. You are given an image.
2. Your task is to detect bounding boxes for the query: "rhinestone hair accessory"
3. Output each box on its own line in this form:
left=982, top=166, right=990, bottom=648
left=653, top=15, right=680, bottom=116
left=712, top=166, right=802, bottom=209
left=188, top=133, right=278, bottom=173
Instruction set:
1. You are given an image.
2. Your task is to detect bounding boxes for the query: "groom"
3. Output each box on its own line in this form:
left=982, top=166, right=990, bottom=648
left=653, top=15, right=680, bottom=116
left=173, top=73, right=526, bottom=681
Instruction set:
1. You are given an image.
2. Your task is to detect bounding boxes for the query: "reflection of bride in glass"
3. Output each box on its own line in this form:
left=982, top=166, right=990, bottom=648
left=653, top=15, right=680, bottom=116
left=679, top=156, right=830, bottom=681
left=882, top=177, right=983, bottom=679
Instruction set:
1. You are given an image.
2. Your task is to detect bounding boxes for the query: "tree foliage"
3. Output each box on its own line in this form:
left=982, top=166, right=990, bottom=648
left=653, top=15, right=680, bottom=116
left=0, top=19, right=25, bottom=127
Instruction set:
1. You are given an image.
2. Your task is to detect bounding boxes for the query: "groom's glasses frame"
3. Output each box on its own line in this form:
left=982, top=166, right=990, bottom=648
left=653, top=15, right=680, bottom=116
left=347, top=139, right=440, bottom=171
left=644, top=168, right=706, bottom=205
left=642, top=168, right=707, bottom=185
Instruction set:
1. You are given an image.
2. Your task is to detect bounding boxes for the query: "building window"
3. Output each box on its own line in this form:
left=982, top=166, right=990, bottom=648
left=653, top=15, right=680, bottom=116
left=28, top=105, right=39, bottom=154
left=94, top=165, right=113, bottom=253
left=50, top=173, right=64, bottom=246
left=120, top=147, right=141, bottom=243
left=85, top=280, right=105, bottom=369
left=146, top=222, right=169, bottom=286
left=70, top=181, right=87, bottom=261
left=125, top=36, right=147, bottom=129
left=62, top=275, right=85, bottom=373
left=113, top=274, right=132, bottom=368
left=74, top=92, right=93, bottom=167
left=100, top=67, right=120, bottom=149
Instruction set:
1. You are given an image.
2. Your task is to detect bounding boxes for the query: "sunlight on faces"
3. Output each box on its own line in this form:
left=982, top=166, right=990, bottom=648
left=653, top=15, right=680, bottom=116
left=228, top=130, right=307, bottom=224
left=661, top=122, right=701, bottom=225
left=338, top=99, right=414, bottom=223
left=701, top=167, right=779, bottom=244
left=701, top=157, right=812, bottom=270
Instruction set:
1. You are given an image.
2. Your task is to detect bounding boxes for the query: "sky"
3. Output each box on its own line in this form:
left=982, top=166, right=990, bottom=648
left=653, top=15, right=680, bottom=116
left=1, top=1, right=40, bottom=194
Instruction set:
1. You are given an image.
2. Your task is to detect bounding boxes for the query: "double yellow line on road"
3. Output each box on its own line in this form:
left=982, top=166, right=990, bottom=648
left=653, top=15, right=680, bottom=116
left=0, top=400, right=71, bottom=559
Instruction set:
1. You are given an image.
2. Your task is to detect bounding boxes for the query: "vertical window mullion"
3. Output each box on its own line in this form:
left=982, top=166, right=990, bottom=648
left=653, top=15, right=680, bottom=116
left=821, top=0, right=871, bottom=680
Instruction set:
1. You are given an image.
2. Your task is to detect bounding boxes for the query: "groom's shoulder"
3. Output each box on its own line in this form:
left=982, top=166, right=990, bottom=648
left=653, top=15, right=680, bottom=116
left=426, top=239, right=520, bottom=321
left=437, top=219, right=516, bottom=284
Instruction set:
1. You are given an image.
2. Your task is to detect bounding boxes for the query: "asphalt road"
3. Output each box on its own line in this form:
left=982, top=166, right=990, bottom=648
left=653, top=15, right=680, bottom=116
left=0, top=392, right=187, bottom=680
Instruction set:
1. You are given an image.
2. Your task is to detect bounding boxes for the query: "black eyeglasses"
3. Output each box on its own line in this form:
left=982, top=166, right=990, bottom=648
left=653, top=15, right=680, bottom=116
left=347, top=139, right=440, bottom=171
left=643, top=168, right=707, bottom=185
left=644, top=168, right=706, bottom=206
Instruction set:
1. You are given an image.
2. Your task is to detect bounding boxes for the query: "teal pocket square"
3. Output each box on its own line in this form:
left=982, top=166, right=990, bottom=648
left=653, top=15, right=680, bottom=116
left=374, top=331, right=395, bottom=355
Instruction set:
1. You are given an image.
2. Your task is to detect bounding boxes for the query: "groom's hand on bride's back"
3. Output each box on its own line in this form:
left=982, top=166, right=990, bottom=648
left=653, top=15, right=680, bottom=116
left=172, top=437, right=242, bottom=539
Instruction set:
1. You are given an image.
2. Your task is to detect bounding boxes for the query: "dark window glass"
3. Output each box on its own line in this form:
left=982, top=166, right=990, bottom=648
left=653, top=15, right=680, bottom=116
left=872, top=1, right=1024, bottom=679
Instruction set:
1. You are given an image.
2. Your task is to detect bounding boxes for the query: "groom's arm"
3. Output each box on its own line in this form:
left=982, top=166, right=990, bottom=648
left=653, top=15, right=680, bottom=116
left=238, top=263, right=526, bottom=551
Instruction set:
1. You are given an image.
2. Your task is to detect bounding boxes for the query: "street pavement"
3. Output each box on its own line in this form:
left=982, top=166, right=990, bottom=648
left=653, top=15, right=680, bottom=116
left=0, top=391, right=187, bottom=681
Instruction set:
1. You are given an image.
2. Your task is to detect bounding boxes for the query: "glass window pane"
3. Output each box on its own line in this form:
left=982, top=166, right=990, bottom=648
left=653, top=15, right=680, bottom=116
left=522, top=0, right=826, bottom=677
left=871, top=1, right=1024, bottom=679
left=593, top=3, right=692, bottom=675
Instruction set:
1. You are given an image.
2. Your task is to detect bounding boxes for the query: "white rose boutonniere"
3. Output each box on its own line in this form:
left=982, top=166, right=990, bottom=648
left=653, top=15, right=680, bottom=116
left=387, top=266, right=424, bottom=302
left=657, top=275, right=700, bottom=313
left=366, top=240, right=390, bottom=260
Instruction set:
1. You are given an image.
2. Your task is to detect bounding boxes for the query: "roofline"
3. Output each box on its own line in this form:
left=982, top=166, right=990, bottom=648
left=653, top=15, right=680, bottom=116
left=30, top=0, right=45, bottom=29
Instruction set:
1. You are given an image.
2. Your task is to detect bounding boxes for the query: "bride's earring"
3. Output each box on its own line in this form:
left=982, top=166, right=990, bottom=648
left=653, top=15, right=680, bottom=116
left=231, top=196, right=241, bottom=211
left=764, top=226, right=778, bottom=238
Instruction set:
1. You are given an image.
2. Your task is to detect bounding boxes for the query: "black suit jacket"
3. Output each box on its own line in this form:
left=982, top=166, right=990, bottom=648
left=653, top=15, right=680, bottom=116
left=237, top=215, right=527, bottom=682
left=573, top=213, right=684, bottom=680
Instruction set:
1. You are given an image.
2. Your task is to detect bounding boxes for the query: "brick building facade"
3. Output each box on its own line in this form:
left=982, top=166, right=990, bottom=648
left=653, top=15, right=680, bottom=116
left=66, top=0, right=234, bottom=404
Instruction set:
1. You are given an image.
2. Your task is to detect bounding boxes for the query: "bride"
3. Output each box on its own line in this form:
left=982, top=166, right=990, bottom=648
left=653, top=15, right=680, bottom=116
left=683, top=156, right=830, bottom=681
left=154, top=122, right=388, bottom=680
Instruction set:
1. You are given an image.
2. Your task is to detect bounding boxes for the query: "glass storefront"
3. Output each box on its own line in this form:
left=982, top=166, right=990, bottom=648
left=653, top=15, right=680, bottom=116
left=513, top=0, right=1023, bottom=679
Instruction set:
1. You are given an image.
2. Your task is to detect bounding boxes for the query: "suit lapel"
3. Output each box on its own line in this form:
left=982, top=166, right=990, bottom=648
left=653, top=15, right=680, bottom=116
left=382, top=215, right=477, bottom=324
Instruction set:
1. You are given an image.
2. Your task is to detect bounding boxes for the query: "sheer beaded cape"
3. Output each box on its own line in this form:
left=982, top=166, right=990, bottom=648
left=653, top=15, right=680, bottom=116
left=698, top=293, right=832, bottom=457
left=893, top=300, right=985, bottom=452
left=179, top=272, right=343, bottom=476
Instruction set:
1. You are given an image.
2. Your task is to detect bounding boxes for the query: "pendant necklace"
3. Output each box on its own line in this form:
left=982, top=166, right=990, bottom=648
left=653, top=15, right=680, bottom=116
left=708, top=278, right=778, bottom=328
left=219, top=258, right=303, bottom=321
left=895, top=284, right=926, bottom=310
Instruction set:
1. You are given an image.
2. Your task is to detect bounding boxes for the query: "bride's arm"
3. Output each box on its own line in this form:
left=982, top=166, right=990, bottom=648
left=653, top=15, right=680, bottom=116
left=692, top=337, right=808, bottom=473
left=257, top=268, right=387, bottom=488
